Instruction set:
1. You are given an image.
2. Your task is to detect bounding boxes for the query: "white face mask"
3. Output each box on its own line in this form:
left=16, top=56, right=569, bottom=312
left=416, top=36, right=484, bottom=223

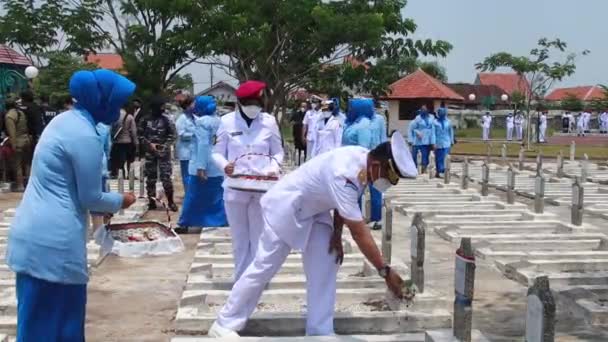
left=373, top=178, right=392, bottom=193
left=241, top=105, right=262, bottom=119
left=322, top=111, right=332, bottom=118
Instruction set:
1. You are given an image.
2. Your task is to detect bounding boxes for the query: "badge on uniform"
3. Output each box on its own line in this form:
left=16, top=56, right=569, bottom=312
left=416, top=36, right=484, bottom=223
left=357, top=169, right=367, bottom=186
left=230, top=131, right=243, bottom=137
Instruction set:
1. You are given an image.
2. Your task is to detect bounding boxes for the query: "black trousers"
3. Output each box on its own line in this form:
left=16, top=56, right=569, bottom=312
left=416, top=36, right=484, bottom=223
left=110, top=143, right=135, bottom=178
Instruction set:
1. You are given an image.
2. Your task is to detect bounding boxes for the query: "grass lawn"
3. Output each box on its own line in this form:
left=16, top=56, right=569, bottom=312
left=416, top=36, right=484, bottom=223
left=455, top=127, right=556, bottom=139
left=451, top=141, right=608, bottom=160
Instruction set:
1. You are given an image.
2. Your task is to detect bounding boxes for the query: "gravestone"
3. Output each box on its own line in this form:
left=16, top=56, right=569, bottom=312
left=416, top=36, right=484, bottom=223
left=570, top=141, right=576, bottom=161
left=139, top=164, right=146, bottom=198
left=581, top=154, right=589, bottom=181
left=118, top=173, right=125, bottom=215
left=535, top=152, right=543, bottom=175
left=507, top=165, right=516, bottom=204
left=453, top=238, right=476, bottom=342
left=556, top=151, right=564, bottom=178
left=128, top=168, right=135, bottom=192
left=534, top=172, right=545, bottom=214
left=444, top=155, right=451, bottom=184
left=501, top=144, right=507, bottom=163
left=417, top=150, right=422, bottom=175
left=410, top=213, right=426, bottom=293
left=571, top=177, right=584, bottom=226
left=481, top=162, right=490, bottom=196
left=381, top=198, right=393, bottom=264
left=429, top=152, right=436, bottom=180
left=519, top=148, right=525, bottom=171
left=525, top=276, right=556, bottom=342
left=485, top=145, right=492, bottom=164
left=461, top=157, right=469, bottom=190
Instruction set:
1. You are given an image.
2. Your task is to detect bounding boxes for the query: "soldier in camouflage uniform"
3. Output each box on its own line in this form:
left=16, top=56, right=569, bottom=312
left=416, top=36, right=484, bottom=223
left=138, top=96, right=179, bottom=211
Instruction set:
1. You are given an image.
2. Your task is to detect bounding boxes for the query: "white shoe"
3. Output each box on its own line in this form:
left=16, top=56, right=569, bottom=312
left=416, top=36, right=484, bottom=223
left=208, top=321, right=240, bottom=337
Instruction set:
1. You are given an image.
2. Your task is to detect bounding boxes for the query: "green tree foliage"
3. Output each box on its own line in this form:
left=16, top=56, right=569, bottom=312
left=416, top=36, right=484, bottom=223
left=188, top=0, right=451, bottom=113
left=476, top=38, right=589, bottom=148
left=166, top=73, right=194, bottom=96
left=560, top=93, right=584, bottom=112
left=33, top=52, right=97, bottom=105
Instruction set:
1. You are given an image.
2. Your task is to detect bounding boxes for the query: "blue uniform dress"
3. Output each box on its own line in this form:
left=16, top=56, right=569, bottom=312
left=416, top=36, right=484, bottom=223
left=408, top=113, right=436, bottom=169
left=434, top=114, right=454, bottom=174
left=178, top=97, right=228, bottom=228
left=6, top=69, right=134, bottom=342
left=175, top=112, right=196, bottom=191
left=367, top=113, right=388, bottom=222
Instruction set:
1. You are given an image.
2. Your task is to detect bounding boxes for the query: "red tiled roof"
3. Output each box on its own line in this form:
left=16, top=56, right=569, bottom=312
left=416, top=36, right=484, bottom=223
left=545, top=86, right=605, bottom=102
left=476, top=73, right=530, bottom=95
left=0, top=45, right=31, bottom=66
left=383, top=69, right=464, bottom=101
left=85, top=53, right=124, bottom=71
left=446, top=83, right=506, bottom=104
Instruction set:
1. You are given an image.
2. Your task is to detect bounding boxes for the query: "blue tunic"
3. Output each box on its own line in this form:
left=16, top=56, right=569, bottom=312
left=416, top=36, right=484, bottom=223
left=434, top=118, right=455, bottom=149
left=408, top=114, right=436, bottom=146
left=342, top=117, right=373, bottom=149
left=7, top=109, right=124, bottom=285
left=370, top=113, right=388, bottom=148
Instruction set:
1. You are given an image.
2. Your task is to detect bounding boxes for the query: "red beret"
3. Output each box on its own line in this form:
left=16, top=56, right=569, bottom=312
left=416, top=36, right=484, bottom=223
left=236, top=80, right=267, bottom=100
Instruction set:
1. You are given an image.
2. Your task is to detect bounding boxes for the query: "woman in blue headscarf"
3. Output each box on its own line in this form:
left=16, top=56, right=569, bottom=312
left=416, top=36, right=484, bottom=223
left=341, top=98, right=374, bottom=149
left=178, top=96, right=228, bottom=228
left=6, top=69, right=136, bottom=342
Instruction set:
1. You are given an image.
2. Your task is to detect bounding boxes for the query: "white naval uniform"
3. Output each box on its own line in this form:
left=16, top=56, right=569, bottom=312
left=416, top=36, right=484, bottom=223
left=583, top=112, right=591, bottom=132
left=303, top=109, right=320, bottom=161
left=577, top=114, right=586, bottom=136
left=514, top=115, right=524, bottom=140
left=600, top=112, right=608, bottom=133
left=481, top=115, right=492, bottom=141
left=212, top=111, right=284, bottom=281
left=506, top=116, right=514, bottom=141
left=311, top=114, right=343, bottom=158
left=217, top=146, right=370, bottom=336
left=539, top=113, right=547, bottom=142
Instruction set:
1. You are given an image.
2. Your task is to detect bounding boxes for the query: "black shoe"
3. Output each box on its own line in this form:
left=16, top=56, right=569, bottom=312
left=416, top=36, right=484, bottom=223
left=168, top=202, right=179, bottom=212
left=174, top=227, right=189, bottom=234
left=371, top=222, right=382, bottom=231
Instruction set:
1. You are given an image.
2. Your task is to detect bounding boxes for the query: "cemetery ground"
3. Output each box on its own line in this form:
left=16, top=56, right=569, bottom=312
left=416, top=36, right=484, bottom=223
left=451, top=142, right=608, bottom=160
left=3, top=157, right=608, bottom=341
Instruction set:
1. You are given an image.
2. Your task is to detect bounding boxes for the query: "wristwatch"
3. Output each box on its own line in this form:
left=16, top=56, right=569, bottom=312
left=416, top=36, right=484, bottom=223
left=377, top=264, right=391, bottom=279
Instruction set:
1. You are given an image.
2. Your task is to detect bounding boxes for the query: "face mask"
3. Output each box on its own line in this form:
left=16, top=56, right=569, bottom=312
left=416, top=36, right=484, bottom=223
left=312, top=103, right=319, bottom=110
left=322, top=111, right=332, bottom=118
left=373, top=178, right=393, bottom=193
left=241, top=105, right=262, bottom=119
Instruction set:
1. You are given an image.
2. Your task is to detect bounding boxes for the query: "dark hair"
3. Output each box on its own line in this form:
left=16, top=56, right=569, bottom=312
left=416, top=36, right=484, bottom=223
left=440, top=101, right=446, bottom=107
left=369, top=142, right=392, bottom=163
left=20, top=90, right=34, bottom=102
left=179, top=96, right=194, bottom=110
left=40, top=94, right=50, bottom=103
left=63, top=95, right=73, bottom=106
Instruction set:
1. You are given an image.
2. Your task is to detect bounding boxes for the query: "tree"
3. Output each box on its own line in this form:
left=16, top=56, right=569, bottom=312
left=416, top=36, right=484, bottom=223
left=33, top=52, right=97, bottom=105
left=1, top=0, right=207, bottom=97
left=189, top=0, right=452, bottom=115
left=476, top=38, right=589, bottom=148
left=166, top=73, right=194, bottom=96
left=561, top=93, right=584, bottom=112
left=510, top=90, right=526, bottom=113
left=419, top=61, right=447, bottom=82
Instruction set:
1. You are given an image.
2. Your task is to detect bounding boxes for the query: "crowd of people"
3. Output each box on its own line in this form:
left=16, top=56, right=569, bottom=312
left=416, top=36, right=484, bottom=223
left=561, top=110, right=608, bottom=136
left=3, top=69, right=421, bottom=340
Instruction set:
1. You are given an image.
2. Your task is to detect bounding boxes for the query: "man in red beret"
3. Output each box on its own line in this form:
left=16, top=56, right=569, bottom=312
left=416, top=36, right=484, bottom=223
left=211, top=80, right=284, bottom=282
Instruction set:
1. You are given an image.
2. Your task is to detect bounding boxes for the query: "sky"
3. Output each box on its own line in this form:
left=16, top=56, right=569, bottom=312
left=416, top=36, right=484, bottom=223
left=188, top=0, right=608, bottom=93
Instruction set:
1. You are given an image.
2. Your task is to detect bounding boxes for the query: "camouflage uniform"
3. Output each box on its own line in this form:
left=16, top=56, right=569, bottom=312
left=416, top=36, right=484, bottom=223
left=138, top=114, right=176, bottom=200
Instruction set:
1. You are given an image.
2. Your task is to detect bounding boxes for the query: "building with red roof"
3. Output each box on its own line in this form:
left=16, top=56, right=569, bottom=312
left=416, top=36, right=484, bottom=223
left=85, top=53, right=124, bottom=72
left=545, top=85, right=605, bottom=103
left=0, top=45, right=33, bottom=104
left=381, top=69, right=464, bottom=135
left=447, top=83, right=511, bottom=110
left=0, top=45, right=31, bottom=67
left=475, top=72, right=530, bottom=96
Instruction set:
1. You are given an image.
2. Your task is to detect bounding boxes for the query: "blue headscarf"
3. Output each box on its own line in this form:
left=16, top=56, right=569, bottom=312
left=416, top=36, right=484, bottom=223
left=69, top=69, right=136, bottom=125
left=194, top=96, right=217, bottom=116
left=346, top=98, right=374, bottom=125
left=437, top=107, right=447, bottom=121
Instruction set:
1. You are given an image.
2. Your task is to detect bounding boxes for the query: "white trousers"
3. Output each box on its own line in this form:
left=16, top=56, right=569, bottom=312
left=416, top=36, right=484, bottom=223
left=217, top=221, right=339, bottom=336
left=482, top=127, right=490, bottom=141
left=515, top=125, right=523, bottom=140
left=306, top=140, right=314, bottom=161
left=506, top=125, right=514, bottom=141
left=539, top=125, right=547, bottom=142
left=601, top=121, right=608, bottom=132
left=224, top=196, right=264, bottom=281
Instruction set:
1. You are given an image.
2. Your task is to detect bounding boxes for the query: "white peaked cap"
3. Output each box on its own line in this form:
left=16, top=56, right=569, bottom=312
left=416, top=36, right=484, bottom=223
left=390, top=132, right=417, bottom=178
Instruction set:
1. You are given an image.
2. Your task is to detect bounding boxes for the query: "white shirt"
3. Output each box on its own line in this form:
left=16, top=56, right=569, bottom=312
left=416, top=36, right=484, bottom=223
left=212, top=111, right=284, bottom=201
left=600, top=112, right=608, bottom=123
left=506, top=116, right=514, bottom=128
left=260, top=146, right=367, bottom=250
left=539, top=114, right=547, bottom=127
left=312, top=115, right=343, bottom=158
left=514, top=115, right=524, bottom=126
left=303, top=109, right=320, bottom=141
left=482, top=115, right=492, bottom=128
